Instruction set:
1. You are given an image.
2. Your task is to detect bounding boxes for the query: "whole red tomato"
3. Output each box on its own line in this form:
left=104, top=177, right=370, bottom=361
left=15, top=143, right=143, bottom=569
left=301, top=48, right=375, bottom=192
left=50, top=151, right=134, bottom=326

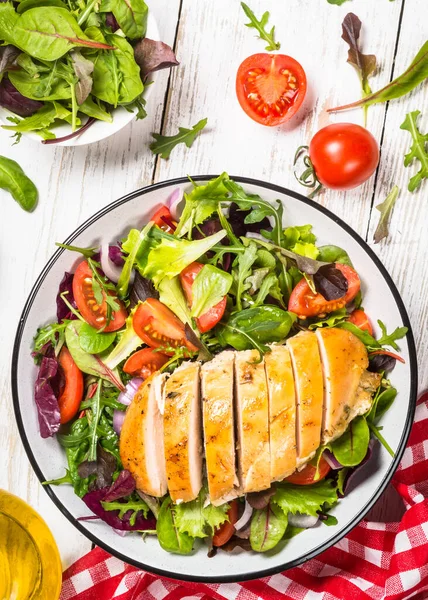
left=309, top=123, right=379, bottom=190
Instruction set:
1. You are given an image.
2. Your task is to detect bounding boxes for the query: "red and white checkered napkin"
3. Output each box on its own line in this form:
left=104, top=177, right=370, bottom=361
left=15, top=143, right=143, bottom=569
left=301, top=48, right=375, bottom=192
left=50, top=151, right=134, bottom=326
left=61, top=393, right=428, bottom=600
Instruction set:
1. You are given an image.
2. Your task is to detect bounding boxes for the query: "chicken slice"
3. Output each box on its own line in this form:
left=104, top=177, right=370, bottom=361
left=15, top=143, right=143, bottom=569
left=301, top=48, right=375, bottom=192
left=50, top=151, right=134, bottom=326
left=316, top=328, right=381, bottom=443
left=265, top=345, right=297, bottom=481
left=119, top=373, right=168, bottom=497
left=234, top=350, right=270, bottom=493
left=201, top=351, right=239, bottom=506
left=287, top=331, right=324, bottom=468
left=163, top=361, right=202, bottom=502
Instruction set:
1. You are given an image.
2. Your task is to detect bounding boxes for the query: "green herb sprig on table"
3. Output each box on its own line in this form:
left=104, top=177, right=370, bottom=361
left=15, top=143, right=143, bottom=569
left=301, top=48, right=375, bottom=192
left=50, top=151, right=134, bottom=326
left=401, top=110, right=428, bottom=192
left=240, top=3, right=280, bottom=51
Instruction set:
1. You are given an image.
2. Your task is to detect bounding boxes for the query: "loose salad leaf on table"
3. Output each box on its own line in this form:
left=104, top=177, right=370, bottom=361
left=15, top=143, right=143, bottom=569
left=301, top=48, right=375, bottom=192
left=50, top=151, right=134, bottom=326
left=401, top=110, right=428, bottom=192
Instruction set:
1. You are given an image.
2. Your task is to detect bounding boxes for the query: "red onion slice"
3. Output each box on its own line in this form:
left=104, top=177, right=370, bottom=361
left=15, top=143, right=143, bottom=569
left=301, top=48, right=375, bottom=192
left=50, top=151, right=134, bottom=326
left=166, top=188, right=183, bottom=220
left=234, top=499, right=253, bottom=531
left=323, top=449, right=343, bottom=470
left=287, top=513, right=319, bottom=528
left=113, top=378, right=144, bottom=434
left=101, top=243, right=122, bottom=283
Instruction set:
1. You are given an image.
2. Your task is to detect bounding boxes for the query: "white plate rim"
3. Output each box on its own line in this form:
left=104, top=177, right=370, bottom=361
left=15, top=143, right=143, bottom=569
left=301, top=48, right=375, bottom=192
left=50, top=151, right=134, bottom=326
left=11, top=175, right=418, bottom=583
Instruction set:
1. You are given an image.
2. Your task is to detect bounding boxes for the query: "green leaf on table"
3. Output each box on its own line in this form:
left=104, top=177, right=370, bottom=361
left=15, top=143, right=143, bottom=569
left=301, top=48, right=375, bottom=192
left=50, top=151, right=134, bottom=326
left=0, top=155, right=38, bottom=211
left=156, top=497, right=194, bottom=555
left=327, top=0, right=351, bottom=5
left=109, top=0, right=148, bottom=40
left=241, top=2, right=280, bottom=51
left=330, top=416, right=370, bottom=466
left=78, top=322, right=116, bottom=354
left=250, top=502, right=287, bottom=552
left=273, top=478, right=339, bottom=518
left=191, top=264, right=233, bottom=318
left=373, top=185, right=400, bottom=243
left=150, top=118, right=208, bottom=160
left=400, top=110, right=428, bottom=192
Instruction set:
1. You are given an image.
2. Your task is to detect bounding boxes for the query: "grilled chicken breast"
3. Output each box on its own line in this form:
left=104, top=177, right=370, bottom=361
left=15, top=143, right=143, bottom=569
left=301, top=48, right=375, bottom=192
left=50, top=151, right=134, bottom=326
left=201, top=351, right=239, bottom=506
left=265, top=345, right=297, bottom=481
left=234, top=350, right=270, bottom=493
left=119, top=374, right=167, bottom=497
left=287, top=332, right=324, bottom=468
left=316, top=328, right=373, bottom=444
left=163, top=361, right=203, bottom=502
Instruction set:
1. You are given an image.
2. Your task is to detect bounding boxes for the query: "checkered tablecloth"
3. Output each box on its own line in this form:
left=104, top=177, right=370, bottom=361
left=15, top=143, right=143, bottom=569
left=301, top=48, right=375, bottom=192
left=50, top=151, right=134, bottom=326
left=61, top=393, right=428, bottom=600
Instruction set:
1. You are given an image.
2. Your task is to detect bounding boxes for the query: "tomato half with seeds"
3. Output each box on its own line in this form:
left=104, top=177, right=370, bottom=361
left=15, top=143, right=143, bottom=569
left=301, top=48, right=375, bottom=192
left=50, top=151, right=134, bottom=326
left=179, top=262, right=227, bottom=333
left=288, top=263, right=361, bottom=318
left=212, top=500, right=239, bottom=547
left=58, top=347, right=84, bottom=424
left=123, top=348, right=169, bottom=378
left=348, top=309, right=373, bottom=335
left=283, top=456, right=331, bottom=485
left=133, top=298, right=197, bottom=353
left=73, top=261, right=127, bottom=332
left=236, top=53, right=307, bottom=126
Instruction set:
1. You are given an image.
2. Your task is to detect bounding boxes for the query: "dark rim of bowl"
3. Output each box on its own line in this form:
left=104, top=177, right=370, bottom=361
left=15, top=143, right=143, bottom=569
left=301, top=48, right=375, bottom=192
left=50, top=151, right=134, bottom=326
left=11, top=175, right=418, bottom=583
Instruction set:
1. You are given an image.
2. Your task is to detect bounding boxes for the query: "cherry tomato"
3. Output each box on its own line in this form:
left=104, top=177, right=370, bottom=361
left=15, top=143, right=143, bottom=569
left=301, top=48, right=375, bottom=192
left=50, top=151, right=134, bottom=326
left=288, top=263, right=360, bottom=318
left=348, top=309, right=373, bottom=335
left=58, top=347, right=84, bottom=424
left=73, top=260, right=127, bottom=332
left=133, top=298, right=197, bottom=353
left=369, top=350, right=405, bottom=364
left=284, top=456, right=331, bottom=485
left=212, top=500, right=239, bottom=547
left=179, top=262, right=227, bottom=333
left=151, top=206, right=176, bottom=233
left=236, top=53, right=307, bottom=126
left=123, top=347, right=169, bottom=378
left=309, top=123, right=379, bottom=190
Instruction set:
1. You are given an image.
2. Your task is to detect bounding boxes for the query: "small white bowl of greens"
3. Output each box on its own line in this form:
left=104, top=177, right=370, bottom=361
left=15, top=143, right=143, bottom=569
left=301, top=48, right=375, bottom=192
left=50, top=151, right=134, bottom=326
left=0, top=1, right=177, bottom=146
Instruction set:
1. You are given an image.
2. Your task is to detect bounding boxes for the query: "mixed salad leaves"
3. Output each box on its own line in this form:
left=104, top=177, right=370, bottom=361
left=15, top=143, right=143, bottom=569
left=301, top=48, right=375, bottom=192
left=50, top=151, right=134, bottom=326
left=33, top=174, right=408, bottom=555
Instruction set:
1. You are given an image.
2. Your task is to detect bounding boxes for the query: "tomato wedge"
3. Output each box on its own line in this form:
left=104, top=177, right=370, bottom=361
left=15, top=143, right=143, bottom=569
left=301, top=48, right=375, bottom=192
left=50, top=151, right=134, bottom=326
left=123, top=348, right=169, bottom=378
left=73, top=260, right=127, bottom=332
left=151, top=206, right=176, bottom=233
left=179, top=262, right=227, bottom=333
left=133, top=298, right=197, bottom=353
left=58, top=347, right=84, bottom=424
left=288, top=263, right=361, bottom=318
left=348, top=309, right=373, bottom=335
left=236, top=53, right=307, bottom=126
left=212, top=500, right=239, bottom=547
left=284, top=456, right=331, bottom=485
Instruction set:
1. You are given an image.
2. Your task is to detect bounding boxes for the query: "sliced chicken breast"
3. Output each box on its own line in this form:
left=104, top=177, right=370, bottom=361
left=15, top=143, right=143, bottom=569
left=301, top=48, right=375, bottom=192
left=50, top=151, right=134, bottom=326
left=287, top=331, right=324, bottom=468
left=119, top=373, right=168, bottom=497
left=234, top=350, right=270, bottom=493
left=265, top=345, right=297, bottom=481
left=201, top=351, right=239, bottom=506
left=316, top=328, right=380, bottom=443
left=163, top=361, right=202, bottom=502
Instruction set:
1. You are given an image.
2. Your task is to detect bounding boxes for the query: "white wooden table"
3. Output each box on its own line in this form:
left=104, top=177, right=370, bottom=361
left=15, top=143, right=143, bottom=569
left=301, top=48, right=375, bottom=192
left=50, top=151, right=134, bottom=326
left=1, top=0, right=426, bottom=572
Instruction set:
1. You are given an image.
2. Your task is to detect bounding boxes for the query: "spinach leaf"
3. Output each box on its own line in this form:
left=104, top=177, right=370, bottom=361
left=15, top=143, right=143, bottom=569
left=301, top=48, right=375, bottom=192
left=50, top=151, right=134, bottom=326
left=17, top=0, right=68, bottom=13
left=241, top=3, right=280, bottom=52
left=401, top=110, right=428, bottom=192
left=250, top=502, right=288, bottom=552
left=0, top=155, right=38, bottom=211
left=150, top=118, right=208, bottom=160
left=317, top=245, right=353, bottom=266
left=79, top=322, right=115, bottom=354
left=78, top=95, right=112, bottom=122
left=329, top=40, right=428, bottom=112
left=273, top=479, right=339, bottom=517
left=191, top=265, right=232, bottom=318
left=156, top=497, right=194, bottom=555
left=374, top=185, right=400, bottom=243
left=109, top=0, right=148, bottom=40
left=9, top=62, right=72, bottom=102
left=216, top=305, right=296, bottom=352
left=330, top=416, right=370, bottom=467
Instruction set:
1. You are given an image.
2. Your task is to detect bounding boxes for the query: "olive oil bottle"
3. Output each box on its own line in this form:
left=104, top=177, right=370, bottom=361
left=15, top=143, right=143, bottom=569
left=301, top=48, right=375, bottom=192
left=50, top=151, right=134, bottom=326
left=0, top=490, right=62, bottom=600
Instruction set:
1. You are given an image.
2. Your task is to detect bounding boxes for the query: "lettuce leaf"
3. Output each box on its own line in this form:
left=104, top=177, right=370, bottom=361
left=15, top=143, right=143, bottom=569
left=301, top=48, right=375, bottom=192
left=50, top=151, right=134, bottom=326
left=191, top=264, right=233, bottom=318
left=173, top=489, right=229, bottom=538
left=104, top=306, right=142, bottom=370
left=158, top=276, right=192, bottom=326
left=273, top=479, right=338, bottom=518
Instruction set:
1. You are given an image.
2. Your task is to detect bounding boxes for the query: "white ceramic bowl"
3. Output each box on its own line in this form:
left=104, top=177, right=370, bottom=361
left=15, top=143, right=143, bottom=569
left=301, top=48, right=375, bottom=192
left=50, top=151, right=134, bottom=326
left=0, top=14, right=159, bottom=147
left=12, top=177, right=417, bottom=582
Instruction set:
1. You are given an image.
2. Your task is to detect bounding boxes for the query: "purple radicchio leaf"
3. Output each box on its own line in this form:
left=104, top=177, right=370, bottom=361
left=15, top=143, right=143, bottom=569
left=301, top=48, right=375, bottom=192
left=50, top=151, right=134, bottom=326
left=192, top=217, right=232, bottom=271
left=56, top=272, right=77, bottom=322
left=103, top=470, right=136, bottom=502
left=34, top=348, right=63, bottom=438
left=81, top=488, right=156, bottom=531
left=221, top=537, right=252, bottom=552
left=339, top=439, right=375, bottom=498
left=246, top=487, right=276, bottom=510
left=133, top=38, right=179, bottom=81
left=0, top=46, right=20, bottom=78
left=129, top=271, right=159, bottom=308
left=78, top=446, right=117, bottom=489
left=105, top=12, right=119, bottom=31
left=313, top=264, right=348, bottom=301
left=369, top=353, right=396, bottom=373
left=0, top=78, right=44, bottom=117
left=229, top=203, right=272, bottom=237
left=108, top=244, right=124, bottom=267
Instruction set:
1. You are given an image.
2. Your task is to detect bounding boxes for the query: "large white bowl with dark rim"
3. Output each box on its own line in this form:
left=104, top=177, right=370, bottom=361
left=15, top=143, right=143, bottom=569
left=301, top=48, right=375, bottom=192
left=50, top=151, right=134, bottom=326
left=12, top=176, right=417, bottom=582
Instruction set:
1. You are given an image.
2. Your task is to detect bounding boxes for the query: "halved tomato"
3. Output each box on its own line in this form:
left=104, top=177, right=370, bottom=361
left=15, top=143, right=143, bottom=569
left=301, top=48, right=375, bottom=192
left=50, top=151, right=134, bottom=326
left=179, top=262, right=227, bottom=333
left=133, top=298, right=197, bottom=353
left=236, top=53, right=307, bottom=126
left=283, top=456, right=331, bottom=485
left=212, top=500, right=239, bottom=547
left=58, top=347, right=84, bottom=424
left=151, top=206, right=176, bottom=233
left=73, top=260, right=127, bottom=332
left=348, top=309, right=373, bottom=335
left=123, top=348, right=169, bottom=378
left=288, top=263, right=361, bottom=318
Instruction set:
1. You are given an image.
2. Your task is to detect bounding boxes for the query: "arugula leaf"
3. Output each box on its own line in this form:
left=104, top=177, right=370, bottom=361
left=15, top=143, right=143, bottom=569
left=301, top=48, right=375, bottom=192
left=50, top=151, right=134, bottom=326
left=156, top=497, right=194, bottom=555
left=101, top=498, right=149, bottom=522
left=336, top=320, right=408, bottom=352
left=330, top=416, right=370, bottom=467
left=33, top=321, right=67, bottom=358
left=174, top=489, right=229, bottom=538
left=273, top=479, right=338, bottom=518
left=376, top=319, right=408, bottom=351
left=150, top=118, right=208, bottom=160
left=158, top=276, right=193, bottom=326
left=250, top=502, right=287, bottom=552
left=400, top=110, right=428, bottom=192
left=374, top=185, right=400, bottom=244
left=254, top=272, right=285, bottom=308
left=241, top=3, right=280, bottom=51
left=191, top=265, right=233, bottom=318
left=235, top=241, right=258, bottom=311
